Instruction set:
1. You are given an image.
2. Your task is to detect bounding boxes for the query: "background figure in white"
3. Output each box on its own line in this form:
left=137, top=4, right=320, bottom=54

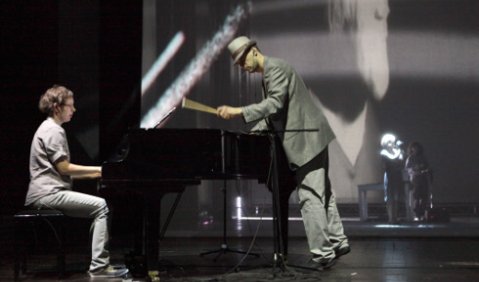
left=380, top=133, right=405, bottom=223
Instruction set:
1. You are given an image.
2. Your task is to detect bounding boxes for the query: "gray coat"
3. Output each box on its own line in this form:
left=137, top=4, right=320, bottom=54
left=242, top=56, right=335, bottom=169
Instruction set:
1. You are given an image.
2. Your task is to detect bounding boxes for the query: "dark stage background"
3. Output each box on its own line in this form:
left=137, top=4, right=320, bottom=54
left=0, top=0, right=142, bottom=215
left=0, top=0, right=478, bottom=241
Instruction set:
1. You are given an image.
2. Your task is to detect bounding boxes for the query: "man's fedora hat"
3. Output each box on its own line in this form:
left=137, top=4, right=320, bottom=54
left=228, top=36, right=256, bottom=64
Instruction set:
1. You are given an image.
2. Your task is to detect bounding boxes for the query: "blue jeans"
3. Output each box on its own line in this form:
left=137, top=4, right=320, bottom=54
left=33, top=190, right=110, bottom=271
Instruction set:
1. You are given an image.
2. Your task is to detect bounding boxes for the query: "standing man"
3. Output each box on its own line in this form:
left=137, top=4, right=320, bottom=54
left=217, top=36, right=350, bottom=269
left=26, top=85, right=128, bottom=278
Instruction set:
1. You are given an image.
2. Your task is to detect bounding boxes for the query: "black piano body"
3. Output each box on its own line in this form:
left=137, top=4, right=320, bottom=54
left=100, top=128, right=295, bottom=271
left=102, top=128, right=272, bottom=181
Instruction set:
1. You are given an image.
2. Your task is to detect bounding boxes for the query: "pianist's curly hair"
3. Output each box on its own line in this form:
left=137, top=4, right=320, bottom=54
left=38, top=85, right=74, bottom=116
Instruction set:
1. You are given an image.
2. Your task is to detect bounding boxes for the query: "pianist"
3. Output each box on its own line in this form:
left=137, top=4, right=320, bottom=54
left=217, top=36, right=350, bottom=269
left=25, top=85, right=128, bottom=278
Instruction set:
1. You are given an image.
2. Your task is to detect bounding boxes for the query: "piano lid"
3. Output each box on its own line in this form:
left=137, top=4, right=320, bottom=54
left=102, top=128, right=271, bottom=181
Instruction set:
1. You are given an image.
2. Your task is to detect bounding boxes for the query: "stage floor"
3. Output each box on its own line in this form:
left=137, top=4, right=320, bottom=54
left=2, top=216, right=479, bottom=281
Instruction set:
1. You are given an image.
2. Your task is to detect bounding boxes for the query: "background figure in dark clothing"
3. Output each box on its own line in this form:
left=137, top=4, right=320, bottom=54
left=405, top=142, right=431, bottom=221
left=380, top=133, right=405, bottom=223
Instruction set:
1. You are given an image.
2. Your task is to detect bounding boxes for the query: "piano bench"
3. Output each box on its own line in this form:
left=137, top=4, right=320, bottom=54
left=13, top=209, right=66, bottom=281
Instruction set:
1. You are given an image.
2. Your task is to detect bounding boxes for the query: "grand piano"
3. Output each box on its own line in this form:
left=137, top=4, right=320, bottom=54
left=100, top=128, right=295, bottom=271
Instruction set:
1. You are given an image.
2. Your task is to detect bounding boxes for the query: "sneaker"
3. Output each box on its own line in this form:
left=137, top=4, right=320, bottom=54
left=334, top=245, right=351, bottom=258
left=311, top=256, right=337, bottom=270
left=89, top=265, right=129, bottom=278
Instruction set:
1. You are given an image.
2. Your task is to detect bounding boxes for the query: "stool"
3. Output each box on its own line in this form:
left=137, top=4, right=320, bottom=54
left=358, top=183, right=384, bottom=221
left=13, top=209, right=66, bottom=280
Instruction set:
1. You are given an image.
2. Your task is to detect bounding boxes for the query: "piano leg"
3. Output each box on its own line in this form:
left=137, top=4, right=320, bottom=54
left=100, top=181, right=191, bottom=277
left=144, top=195, right=160, bottom=271
left=143, top=187, right=185, bottom=272
left=110, top=192, right=162, bottom=277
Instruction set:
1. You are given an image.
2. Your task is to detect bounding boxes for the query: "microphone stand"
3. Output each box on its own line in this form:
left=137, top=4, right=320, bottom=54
left=200, top=130, right=259, bottom=262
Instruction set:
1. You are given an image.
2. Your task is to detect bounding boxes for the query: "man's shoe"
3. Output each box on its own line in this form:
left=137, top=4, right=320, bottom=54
left=89, top=265, right=129, bottom=278
left=311, top=256, right=337, bottom=270
left=335, top=245, right=351, bottom=258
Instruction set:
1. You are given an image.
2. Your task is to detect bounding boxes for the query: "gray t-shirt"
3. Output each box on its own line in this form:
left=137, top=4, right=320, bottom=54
left=25, top=117, right=72, bottom=206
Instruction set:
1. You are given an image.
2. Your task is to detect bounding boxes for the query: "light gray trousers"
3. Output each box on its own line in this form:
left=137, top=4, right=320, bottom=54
left=295, top=148, right=348, bottom=260
left=34, top=190, right=110, bottom=272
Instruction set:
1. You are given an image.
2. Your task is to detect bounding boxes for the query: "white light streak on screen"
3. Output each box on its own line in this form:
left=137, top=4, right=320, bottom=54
left=140, top=4, right=250, bottom=128
left=141, top=31, right=185, bottom=95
